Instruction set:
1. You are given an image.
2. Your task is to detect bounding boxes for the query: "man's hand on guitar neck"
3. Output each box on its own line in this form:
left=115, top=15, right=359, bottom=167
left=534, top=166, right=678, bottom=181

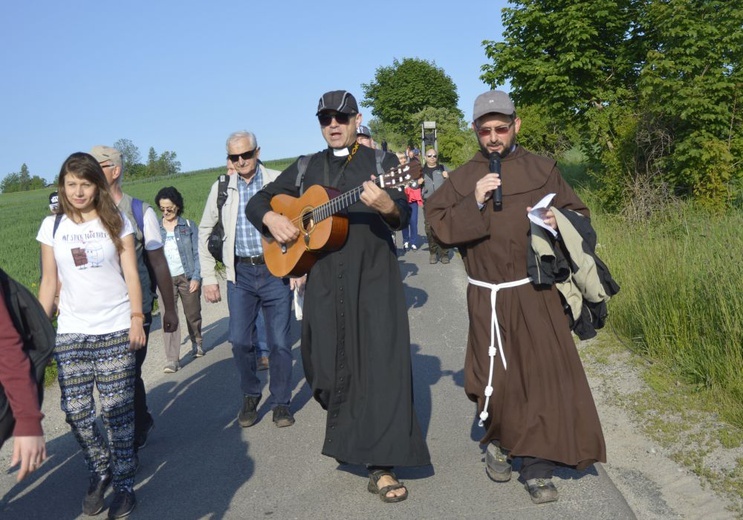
left=263, top=211, right=300, bottom=245
left=360, top=180, right=398, bottom=217
left=361, top=179, right=401, bottom=229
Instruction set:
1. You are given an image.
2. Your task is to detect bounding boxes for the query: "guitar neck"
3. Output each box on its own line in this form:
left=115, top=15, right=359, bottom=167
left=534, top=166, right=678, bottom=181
left=310, top=162, right=420, bottom=223
left=312, top=183, right=368, bottom=223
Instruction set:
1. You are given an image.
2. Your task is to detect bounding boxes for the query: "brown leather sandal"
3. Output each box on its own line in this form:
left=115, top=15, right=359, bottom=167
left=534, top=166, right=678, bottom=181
left=367, top=469, right=409, bottom=503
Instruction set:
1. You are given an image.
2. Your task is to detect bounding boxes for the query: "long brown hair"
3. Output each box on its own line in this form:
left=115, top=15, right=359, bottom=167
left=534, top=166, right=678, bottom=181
left=57, top=152, right=125, bottom=253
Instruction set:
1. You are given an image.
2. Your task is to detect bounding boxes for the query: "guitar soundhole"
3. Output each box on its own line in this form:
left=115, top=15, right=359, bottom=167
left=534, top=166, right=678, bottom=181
left=300, top=209, right=315, bottom=233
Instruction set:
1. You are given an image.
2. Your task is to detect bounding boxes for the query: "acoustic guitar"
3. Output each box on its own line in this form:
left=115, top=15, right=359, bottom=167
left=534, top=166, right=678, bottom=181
left=262, top=162, right=422, bottom=277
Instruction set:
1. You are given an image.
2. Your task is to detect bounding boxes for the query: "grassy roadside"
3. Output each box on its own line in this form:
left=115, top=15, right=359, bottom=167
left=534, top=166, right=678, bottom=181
left=581, top=334, right=743, bottom=515
left=561, top=151, right=743, bottom=514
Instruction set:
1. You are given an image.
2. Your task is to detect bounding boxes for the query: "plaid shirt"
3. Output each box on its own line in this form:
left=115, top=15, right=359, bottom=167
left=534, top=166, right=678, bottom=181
left=234, top=168, right=264, bottom=257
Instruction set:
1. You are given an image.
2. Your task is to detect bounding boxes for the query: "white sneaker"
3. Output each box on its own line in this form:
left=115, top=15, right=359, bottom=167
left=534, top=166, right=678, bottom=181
left=403, top=242, right=409, bottom=250
left=163, top=362, right=178, bottom=374
left=411, top=244, right=418, bottom=250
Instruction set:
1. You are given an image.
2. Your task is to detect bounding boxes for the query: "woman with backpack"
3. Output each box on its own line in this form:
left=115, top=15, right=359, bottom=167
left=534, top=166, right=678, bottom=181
left=154, top=186, right=203, bottom=373
left=37, top=152, right=144, bottom=518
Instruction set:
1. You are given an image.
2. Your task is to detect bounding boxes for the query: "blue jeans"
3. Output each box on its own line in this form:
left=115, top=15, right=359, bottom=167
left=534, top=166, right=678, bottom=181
left=227, top=262, right=293, bottom=406
left=402, top=202, right=419, bottom=247
left=253, top=309, right=268, bottom=358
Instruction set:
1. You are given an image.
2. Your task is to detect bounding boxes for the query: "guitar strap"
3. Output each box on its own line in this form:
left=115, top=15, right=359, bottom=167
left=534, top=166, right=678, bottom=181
left=323, top=143, right=360, bottom=188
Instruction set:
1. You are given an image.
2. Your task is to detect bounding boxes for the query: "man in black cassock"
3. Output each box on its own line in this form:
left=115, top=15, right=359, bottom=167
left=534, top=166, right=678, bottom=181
left=246, top=90, right=430, bottom=503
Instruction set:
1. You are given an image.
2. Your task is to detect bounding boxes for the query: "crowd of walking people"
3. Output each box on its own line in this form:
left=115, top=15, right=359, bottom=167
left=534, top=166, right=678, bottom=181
left=0, top=89, right=614, bottom=518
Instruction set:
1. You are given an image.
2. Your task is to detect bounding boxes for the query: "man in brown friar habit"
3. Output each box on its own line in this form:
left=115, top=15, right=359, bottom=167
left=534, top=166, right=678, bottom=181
left=425, top=90, right=608, bottom=504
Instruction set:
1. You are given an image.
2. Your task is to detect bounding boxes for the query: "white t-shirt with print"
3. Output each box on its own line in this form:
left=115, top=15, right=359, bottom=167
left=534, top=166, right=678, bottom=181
left=37, top=213, right=134, bottom=335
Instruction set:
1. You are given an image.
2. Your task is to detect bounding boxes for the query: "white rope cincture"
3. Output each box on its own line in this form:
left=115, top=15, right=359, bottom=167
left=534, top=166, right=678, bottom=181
left=467, top=276, right=532, bottom=427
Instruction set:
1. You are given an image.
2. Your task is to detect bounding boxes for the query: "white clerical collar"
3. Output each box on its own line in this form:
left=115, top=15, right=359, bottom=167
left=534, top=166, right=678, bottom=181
left=332, top=147, right=350, bottom=157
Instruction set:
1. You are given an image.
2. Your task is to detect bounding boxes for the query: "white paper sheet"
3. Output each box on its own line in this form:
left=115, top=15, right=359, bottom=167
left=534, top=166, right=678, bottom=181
left=528, top=192, right=558, bottom=237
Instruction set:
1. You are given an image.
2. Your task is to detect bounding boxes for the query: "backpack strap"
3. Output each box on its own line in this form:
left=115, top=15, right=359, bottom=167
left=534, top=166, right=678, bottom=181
left=294, top=154, right=314, bottom=195
left=52, top=213, right=63, bottom=238
left=131, top=198, right=146, bottom=235
left=215, top=174, right=229, bottom=224
left=374, top=149, right=386, bottom=175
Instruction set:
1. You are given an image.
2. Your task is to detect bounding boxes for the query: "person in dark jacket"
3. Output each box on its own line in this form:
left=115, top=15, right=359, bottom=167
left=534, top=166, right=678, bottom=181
left=421, top=149, right=451, bottom=264
left=154, top=187, right=204, bottom=373
left=246, top=90, right=430, bottom=503
left=0, top=286, right=45, bottom=481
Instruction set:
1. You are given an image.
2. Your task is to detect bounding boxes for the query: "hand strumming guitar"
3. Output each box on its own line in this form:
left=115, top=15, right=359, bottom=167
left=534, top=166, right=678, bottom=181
left=263, top=211, right=300, bottom=245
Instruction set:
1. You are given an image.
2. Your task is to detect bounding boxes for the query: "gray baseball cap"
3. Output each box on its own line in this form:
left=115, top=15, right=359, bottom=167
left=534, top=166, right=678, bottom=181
left=472, top=90, right=515, bottom=121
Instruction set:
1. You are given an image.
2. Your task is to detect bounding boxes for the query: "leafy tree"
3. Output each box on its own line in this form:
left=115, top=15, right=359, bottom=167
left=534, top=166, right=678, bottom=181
left=480, top=0, right=743, bottom=211
left=1, top=173, right=20, bottom=193
left=146, top=147, right=159, bottom=177
left=158, top=151, right=181, bottom=176
left=1, top=164, right=47, bottom=193
left=362, top=58, right=462, bottom=142
left=128, top=163, right=147, bottom=179
left=114, top=138, right=142, bottom=174
left=637, top=0, right=743, bottom=207
left=145, top=147, right=181, bottom=177
left=482, top=0, right=638, bottom=118
left=18, top=164, right=31, bottom=191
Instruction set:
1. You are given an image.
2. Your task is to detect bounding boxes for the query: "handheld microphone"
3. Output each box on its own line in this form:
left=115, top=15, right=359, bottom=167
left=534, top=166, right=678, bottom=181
left=489, top=152, right=502, bottom=211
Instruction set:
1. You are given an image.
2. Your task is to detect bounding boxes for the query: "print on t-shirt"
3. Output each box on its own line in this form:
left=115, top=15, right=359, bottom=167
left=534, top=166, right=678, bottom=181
left=61, top=230, right=109, bottom=269
left=70, top=242, right=104, bottom=268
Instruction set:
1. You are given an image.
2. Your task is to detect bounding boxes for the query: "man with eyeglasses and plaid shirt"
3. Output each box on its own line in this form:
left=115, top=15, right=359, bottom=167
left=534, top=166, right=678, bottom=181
left=425, top=90, right=606, bottom=505
left=198, top=131, right=296, bottom=429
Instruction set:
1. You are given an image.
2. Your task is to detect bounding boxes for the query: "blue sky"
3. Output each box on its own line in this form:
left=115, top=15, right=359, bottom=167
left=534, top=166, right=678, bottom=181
left=0, top=1, right=509, bottom=183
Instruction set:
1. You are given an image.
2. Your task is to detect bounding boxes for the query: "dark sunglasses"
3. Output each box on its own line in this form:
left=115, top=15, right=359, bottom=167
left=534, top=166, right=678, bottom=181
left=227, top=149, right=257, bottom=162
left=318, top=112, right=351, bottom=126
left=426, top=154, right=437, bottom=158
left=159, top=206, right=176, bottom=214
left=476, top=121, right=514, bottom=137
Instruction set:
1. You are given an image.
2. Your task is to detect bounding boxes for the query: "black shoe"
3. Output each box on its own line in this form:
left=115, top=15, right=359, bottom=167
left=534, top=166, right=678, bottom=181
left=107, top=489, right=136, bottom=519
left=82, top=470, right=112, bottom=516
left=134, top=416, right=155, bottom=451
left=238, top=395, right=260, bottom=427
left=272, top=405, right=295, bottom=428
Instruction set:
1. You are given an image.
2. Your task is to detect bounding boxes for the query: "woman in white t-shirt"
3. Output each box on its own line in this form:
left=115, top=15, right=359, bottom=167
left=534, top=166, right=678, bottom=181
left=37, top=152, right=145, bottom=518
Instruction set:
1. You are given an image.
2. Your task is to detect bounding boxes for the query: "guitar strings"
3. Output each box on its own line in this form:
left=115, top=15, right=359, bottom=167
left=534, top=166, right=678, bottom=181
left=286, top=168, right=416, bottom=229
